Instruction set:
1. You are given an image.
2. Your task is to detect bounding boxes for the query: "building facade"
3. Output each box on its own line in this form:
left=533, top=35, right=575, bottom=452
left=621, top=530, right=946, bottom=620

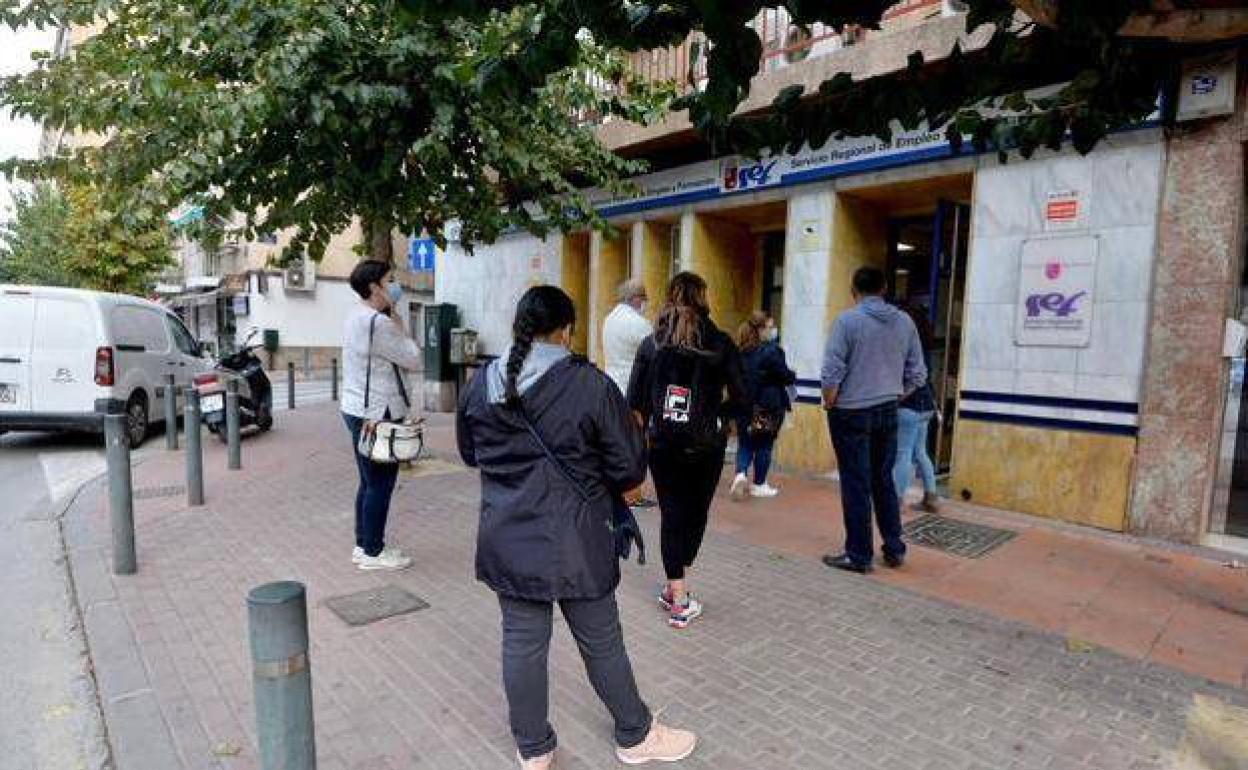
left=436, top=6, right=1248, bottom=551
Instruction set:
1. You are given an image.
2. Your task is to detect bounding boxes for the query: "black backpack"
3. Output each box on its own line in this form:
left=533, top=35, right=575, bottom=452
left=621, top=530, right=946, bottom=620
left=648, top=344, right=726, bottom=452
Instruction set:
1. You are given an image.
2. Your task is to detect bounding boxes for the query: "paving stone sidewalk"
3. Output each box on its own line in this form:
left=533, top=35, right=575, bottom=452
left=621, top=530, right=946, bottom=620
left=64, top=404, right=1247, bottom=770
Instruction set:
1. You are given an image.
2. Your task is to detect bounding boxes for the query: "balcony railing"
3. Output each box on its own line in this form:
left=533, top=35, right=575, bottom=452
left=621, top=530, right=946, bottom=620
left=582, top=1, right=952, bottom=126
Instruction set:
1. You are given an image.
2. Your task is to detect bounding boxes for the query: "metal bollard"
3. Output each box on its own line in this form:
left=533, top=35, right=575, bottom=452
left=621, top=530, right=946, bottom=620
left=185, top=388, right=205, bottom=506
left=226, top=379, right=242, bottom=471
left=287, top=362, right=295, bottom=410
left=247, top=582, right=316, bottom=770
left=330, top=358, right=338, bottom=402
left=164, top=374, right=178, bottom=450
left=104, top=415, right=137, bottom=575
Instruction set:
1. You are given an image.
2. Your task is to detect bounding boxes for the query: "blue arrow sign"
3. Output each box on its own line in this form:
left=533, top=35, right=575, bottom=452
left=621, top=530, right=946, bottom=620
left=408, top=237, right=436, bottom=272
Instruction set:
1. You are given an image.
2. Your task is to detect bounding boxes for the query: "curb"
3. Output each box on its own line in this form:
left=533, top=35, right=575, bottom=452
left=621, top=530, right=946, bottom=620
left=62, top=473, right=184, bottom=770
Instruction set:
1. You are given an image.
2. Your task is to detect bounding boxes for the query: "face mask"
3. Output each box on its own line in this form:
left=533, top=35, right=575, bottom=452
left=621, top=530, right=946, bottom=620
left=638, top=300, right=649, bottom=316
left=386, top=282, right=403, bottom=305
left=763, top=326, right=779, bottom=342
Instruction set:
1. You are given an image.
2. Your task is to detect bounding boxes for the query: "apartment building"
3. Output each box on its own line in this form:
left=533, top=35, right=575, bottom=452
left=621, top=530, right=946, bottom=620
left=435, top=4, right=1248, bottom=550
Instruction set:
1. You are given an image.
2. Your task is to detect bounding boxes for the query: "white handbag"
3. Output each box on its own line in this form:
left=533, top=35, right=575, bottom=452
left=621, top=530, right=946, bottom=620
left=358, top=417, right=424, bottom=464
left=356, top=313, right=424, bottom=464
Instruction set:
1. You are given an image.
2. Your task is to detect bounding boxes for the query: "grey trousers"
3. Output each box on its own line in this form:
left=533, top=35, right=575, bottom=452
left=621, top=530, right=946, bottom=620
left=498, top=592, right=652, bottom=759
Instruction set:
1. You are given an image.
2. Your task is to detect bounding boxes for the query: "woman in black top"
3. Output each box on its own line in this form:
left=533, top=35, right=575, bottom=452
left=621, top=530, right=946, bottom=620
left=456, top=286, right=696, bottom=769
left=730, top=311, right=797, bottom=500
left=626, top=272, right=748, bottom=629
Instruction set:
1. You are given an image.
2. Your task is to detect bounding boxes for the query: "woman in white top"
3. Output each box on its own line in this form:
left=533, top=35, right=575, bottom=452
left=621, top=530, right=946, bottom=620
left=341, top=260, right=421, bottom=571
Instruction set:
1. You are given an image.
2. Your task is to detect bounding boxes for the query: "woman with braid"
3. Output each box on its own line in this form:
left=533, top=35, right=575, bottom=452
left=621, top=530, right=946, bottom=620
left=456, top=286, right=698, bottom=769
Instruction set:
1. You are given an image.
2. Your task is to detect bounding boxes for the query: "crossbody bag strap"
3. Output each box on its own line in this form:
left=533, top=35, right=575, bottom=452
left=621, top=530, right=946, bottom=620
left=392, top=362, right=410, bottom=408
left=517, top=405, right=590, bottom=504
left=364, top=314, right=377, bottom=411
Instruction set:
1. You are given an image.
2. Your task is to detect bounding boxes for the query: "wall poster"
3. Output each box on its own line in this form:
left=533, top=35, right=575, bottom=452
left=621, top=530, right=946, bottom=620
left=1015, top=235, right=1098, bottom=347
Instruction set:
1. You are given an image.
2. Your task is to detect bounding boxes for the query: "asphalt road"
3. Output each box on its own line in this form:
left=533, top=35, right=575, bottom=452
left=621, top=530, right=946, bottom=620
left=0, top=429, right=150, bottom=770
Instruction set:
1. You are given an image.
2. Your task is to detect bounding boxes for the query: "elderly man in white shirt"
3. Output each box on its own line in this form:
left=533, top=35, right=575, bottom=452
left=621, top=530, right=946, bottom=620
left=602, top=278, right=655, bottom=508
left=341, top=260, right=422, bottom=571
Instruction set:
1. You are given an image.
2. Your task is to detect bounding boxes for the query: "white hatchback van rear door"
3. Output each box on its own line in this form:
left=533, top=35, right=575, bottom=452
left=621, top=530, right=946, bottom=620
left=0, top=288, right=35, bottom=412
left=30, top=293, right=100, bottom=413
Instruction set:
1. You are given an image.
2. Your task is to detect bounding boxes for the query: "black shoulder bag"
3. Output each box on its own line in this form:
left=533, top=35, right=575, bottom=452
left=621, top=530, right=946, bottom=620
left=516, top=405, right=646, bottom=565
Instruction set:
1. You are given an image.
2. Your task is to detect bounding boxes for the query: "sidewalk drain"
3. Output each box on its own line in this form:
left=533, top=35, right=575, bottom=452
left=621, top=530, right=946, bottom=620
left=133, top=485, right=186, bottom=500
left=903, top=515, right=1017, bottom=558
left=324, top=585, right=430, bottom=626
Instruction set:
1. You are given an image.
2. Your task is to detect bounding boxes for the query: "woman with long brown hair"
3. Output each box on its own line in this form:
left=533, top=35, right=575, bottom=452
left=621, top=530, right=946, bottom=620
left=731, top=311, right=796, bottom=500
left=626, top=272, right=747, bottom=629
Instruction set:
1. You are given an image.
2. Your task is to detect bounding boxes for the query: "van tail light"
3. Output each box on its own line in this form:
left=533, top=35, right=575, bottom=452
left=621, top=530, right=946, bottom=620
left=193, top=373, right=219, bottom=388
left=94, top=347, right=115, bottom=386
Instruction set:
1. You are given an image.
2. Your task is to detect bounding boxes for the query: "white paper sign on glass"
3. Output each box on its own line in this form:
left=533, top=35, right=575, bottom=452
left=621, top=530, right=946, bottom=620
left=1015, top=235, right=1098, bottom=347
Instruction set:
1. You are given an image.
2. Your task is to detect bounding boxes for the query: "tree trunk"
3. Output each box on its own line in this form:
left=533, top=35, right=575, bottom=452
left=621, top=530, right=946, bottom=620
left=362, top=214, right=394, bottom=264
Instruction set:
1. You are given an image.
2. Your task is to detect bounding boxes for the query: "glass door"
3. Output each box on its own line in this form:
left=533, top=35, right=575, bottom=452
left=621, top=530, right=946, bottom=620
left=929, top=201, right=970, bottom=473
left=886, top=200, right=970, bottom=475
left=1213, top=234, right=1248, bottom=539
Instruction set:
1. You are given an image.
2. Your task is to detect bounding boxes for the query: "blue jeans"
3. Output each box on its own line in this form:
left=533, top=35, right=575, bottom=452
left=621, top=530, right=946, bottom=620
left=735, top=417, right=779, bottom=484
left=343, top=413, right=400, bottom=557
left=893, top=408, right=937, bottom=499
left=827, top=403, right=906, bottom=567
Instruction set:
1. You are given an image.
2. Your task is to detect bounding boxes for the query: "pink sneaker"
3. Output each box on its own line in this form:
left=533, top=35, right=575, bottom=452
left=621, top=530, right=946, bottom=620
left=616, top=722, right=697, bottom=765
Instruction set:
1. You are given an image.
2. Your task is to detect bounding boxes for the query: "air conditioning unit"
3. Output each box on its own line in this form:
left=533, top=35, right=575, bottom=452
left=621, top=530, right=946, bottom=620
left=284, top=258, right=316, bottom=292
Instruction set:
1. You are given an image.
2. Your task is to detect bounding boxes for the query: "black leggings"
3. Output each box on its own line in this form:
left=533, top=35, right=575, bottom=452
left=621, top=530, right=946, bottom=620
left=649, top=447, right=725, bottom=580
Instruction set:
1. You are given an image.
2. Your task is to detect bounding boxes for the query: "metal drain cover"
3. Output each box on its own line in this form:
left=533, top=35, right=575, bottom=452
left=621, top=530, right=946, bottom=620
left=134, top=485, right=186, bottom=500
left=903, top=515, right=1017, bottom=558
left=325, top=585, right=429, bottom=626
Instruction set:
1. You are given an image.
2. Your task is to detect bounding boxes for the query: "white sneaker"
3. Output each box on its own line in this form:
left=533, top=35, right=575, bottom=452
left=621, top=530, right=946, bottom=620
left=357, top=547, right=412, bottom=571
left=352, top=546, right=365, bottom=564
left=750, top=483, right=779, bottom=498
left=729, top=473, right=749, bottom=501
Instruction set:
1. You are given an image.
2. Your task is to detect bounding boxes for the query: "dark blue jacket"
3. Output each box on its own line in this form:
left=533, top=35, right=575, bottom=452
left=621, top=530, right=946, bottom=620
left=742, top=341, right=796, bottom=415
left=456, top=356, right=646, bottom=601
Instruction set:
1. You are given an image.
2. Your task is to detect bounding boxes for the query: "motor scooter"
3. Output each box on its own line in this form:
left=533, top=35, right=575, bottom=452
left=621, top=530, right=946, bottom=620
left=194, top=328, right=274, bottom=441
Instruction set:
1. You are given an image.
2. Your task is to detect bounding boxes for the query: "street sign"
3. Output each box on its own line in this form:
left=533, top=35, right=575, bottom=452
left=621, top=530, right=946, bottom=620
left=408, top=237, right=436, bottom=272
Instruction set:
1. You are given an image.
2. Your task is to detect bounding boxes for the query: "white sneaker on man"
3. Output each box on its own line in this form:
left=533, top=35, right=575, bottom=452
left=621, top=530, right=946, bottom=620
left=750, top=483, right=779, bottom=498
left=357, top=547, right=412, bottom=571
left=352, top=546, right=365, bottom=564
left=616, top=722, right=698, bottom=765
left=729, top=473, right=749, bottom=501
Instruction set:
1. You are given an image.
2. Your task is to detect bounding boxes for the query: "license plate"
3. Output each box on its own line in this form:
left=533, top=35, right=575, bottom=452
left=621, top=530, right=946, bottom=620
left=201, top=394, right=224, bottom=413
left=0, top=384, right=15, bottom=404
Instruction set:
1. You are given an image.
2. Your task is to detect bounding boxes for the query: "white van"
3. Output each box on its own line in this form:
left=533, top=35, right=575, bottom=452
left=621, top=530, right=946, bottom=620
left=0, top=285, right=214, bottom=445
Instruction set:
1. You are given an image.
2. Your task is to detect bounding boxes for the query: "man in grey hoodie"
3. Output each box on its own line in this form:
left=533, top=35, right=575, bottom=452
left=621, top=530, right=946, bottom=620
left=820, top=266, right=927, bottom=573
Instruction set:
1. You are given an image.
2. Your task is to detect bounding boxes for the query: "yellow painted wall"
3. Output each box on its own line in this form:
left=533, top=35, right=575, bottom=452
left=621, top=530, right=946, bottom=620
left=950, top=419, right=1134, bottom=531
left=773, top=403, right=834, bottom=473
left=561, top=234, right=591, bottom=356
left=590, top=233, right=629, bottom=367
left=636, top=222, right=673, bottom=317
left=826, top=194, right=888, bottom=324
left=690, top=214, right=762, bottom=336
